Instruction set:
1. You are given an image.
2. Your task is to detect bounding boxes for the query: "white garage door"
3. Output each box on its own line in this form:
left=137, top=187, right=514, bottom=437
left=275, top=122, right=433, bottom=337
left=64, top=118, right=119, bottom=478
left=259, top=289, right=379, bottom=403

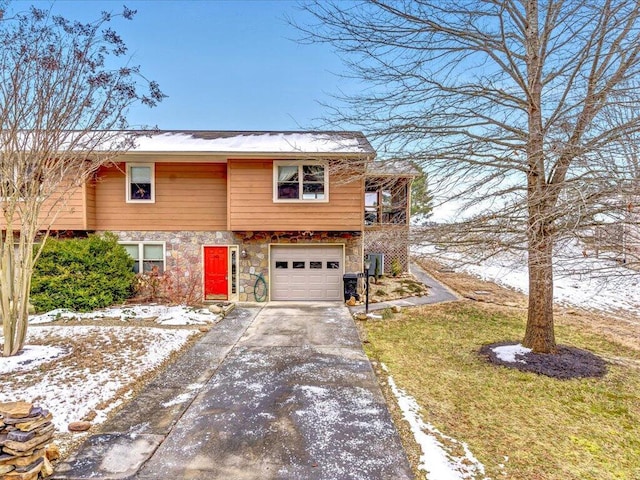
left=270, top=245, right=344, bottom=301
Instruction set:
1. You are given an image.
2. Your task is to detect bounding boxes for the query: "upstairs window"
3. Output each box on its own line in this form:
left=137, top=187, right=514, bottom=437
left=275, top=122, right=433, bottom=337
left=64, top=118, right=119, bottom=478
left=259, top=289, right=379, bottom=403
left=126, top=163, right=154, bottom=203
left=274, top=161, right=328, bottom=202
left=1, top=164, right=44, bottom=201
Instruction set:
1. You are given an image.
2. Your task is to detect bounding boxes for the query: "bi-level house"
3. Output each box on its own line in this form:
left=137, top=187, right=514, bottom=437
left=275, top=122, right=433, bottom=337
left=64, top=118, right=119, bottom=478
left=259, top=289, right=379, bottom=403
left=10, top=131, right=415, bottom=302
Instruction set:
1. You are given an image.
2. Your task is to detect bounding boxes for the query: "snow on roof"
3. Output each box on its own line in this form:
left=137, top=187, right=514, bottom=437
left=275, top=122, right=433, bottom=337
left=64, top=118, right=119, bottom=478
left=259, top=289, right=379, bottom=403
left=367, top=159, right=421, bottom=176
left=128, top=131, right=375, bottom=155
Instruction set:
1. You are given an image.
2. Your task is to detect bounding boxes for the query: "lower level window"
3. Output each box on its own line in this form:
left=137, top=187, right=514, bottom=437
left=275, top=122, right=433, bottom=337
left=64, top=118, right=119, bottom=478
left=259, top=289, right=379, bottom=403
left=121, top=242, right=165, bottom=274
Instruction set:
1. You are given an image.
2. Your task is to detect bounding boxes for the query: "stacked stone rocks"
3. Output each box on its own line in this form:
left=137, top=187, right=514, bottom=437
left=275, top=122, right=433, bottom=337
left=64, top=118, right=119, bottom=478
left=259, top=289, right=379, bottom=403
left=0, top=402, right=57, bottom=480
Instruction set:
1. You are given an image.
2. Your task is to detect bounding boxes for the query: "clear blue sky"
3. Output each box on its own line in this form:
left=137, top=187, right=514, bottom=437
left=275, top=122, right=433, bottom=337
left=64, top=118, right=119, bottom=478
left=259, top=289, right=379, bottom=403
left=15, top=0, right=354, bottom=131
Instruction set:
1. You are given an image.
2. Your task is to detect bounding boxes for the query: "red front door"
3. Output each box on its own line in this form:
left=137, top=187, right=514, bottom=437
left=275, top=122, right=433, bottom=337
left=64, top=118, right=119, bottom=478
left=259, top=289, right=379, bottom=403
left=204, top=246, right=228, bottom=300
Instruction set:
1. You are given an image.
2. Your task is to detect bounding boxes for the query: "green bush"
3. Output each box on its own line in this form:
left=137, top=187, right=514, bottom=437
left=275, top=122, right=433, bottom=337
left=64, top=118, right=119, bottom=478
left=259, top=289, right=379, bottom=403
left=31, top=233, right=136, bottom=312
left=391, top=257, right=403, bottom=277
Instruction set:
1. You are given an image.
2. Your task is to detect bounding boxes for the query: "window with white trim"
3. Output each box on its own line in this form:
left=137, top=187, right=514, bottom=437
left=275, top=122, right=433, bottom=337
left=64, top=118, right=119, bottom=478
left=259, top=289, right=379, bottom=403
left=274, top=161, right=328, bottom=202
left=121, top=242, right=165, bottom=274
left=126, top=163, right=155, bottom=203
left=1, top=164, right=44, bottom=201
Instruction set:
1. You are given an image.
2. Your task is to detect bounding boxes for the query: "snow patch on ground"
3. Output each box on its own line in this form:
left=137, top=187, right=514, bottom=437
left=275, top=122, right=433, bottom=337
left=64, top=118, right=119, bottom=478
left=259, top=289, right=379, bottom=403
left=161, top=383, right=204, bottom=408
left=299, top=385, right=330, bottom=398
left=0, top=345, right=68, bottom=374
left=492, top=344, right=531, bottom=363
left=0, top=325, right=196, bottom=431
left=416, top=241, right=640, bottom=314
left=383, top=364, right=487, bottom=480
left=29, top=304, right=219, bottom=325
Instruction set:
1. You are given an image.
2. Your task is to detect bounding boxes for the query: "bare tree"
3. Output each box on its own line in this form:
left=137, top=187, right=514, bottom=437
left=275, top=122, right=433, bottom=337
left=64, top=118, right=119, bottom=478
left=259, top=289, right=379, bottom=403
left=299, top=0, right=640, bottom=353
left=0, top=4, right=163, bottom=356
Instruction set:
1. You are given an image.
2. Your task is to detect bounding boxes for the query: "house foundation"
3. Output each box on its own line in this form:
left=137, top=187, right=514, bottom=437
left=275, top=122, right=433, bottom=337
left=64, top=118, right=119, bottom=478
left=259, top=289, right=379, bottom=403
left=104, top=230, right=362, bottom=303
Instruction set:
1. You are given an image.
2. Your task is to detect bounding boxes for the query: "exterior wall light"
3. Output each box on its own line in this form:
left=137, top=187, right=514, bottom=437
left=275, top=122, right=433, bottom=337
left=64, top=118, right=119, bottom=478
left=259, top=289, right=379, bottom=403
left=241, top=249, right=248, bottom=258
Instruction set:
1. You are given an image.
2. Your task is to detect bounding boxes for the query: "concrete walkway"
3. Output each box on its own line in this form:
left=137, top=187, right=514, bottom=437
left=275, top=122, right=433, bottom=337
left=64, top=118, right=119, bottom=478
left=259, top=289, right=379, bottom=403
left=54, top=303, right=413, bottom=480
left=350, top=261, right=459, bottom=313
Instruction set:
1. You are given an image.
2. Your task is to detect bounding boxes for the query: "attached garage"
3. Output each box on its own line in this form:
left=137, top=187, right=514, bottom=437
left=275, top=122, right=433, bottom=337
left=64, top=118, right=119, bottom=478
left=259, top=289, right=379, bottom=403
left=270, top=245, right=344, bottom=301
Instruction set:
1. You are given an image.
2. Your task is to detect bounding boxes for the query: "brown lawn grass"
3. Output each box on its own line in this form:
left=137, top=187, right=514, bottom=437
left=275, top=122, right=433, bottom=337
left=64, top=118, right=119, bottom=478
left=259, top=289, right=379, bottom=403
left=363, top=261, right=640, bottom=480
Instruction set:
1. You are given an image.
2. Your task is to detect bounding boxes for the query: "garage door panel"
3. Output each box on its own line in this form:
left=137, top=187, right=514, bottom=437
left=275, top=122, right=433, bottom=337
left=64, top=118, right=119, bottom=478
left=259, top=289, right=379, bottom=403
left=271, top=245, right=344, bottom=301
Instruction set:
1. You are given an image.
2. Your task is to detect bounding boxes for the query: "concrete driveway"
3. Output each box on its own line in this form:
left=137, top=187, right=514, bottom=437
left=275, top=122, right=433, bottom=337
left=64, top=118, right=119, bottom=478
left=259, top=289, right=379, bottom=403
left=55, top=302, right=413, bottom=480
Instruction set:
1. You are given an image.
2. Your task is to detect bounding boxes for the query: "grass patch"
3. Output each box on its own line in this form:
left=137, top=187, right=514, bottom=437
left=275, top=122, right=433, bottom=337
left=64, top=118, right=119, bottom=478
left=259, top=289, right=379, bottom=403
left=364, top=302, right=640, bottom=480
left=401, top=279, right=426, bottom=293
left=381, top=307, right=394, bottom=320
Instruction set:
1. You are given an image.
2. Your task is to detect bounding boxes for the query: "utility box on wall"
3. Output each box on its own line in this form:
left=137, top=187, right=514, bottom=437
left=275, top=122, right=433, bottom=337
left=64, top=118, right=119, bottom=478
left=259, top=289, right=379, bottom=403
left=366, top=253, right=384, bottom=277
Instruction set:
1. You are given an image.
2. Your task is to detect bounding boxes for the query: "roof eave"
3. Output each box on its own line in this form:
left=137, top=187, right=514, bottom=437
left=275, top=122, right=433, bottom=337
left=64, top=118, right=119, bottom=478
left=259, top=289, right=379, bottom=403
left=123, top=150, right=375, bottom=158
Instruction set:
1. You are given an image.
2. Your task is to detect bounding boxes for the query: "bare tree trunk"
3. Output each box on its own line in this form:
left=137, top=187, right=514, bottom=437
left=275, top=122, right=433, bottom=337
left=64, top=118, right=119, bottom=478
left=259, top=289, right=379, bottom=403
left=524, top=226, right=556, bottom=353
left=521, top=0, right=556, bottom=354
left=1, top=227, right=31, bottom=357
left=1, top=232, right=14, bottom=357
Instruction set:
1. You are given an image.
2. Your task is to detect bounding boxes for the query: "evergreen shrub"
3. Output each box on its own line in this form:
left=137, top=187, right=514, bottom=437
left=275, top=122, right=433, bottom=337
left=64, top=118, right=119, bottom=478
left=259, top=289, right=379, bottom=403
left=31, top=233, right=135, bottom=312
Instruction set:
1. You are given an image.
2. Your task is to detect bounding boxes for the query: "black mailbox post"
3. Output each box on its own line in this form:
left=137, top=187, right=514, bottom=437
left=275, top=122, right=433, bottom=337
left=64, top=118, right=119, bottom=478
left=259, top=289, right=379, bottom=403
left=343, top=273, right=360, bottom=301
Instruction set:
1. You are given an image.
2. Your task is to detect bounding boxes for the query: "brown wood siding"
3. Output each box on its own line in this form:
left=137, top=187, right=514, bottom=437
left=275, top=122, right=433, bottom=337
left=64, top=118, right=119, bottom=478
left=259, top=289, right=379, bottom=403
left=94, top=162, right=227, bottom=231
left=228, top=159, right=363, bottom=231
left=85, top=181, right=96, bottom=230
left=44, top=183, right=86, bottom=230
left=0, top=181, right=86, bottom=231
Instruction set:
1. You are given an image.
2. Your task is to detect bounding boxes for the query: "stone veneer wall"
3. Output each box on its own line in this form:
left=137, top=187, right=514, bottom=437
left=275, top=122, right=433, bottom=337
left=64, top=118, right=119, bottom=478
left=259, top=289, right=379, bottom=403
left=234, top=231, right=362, bottom=302
left=103, top=230, right=362, bottom=303
left=363, top=229, right=411, bottom=274
left=103, top=230, right=236, bottom=302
